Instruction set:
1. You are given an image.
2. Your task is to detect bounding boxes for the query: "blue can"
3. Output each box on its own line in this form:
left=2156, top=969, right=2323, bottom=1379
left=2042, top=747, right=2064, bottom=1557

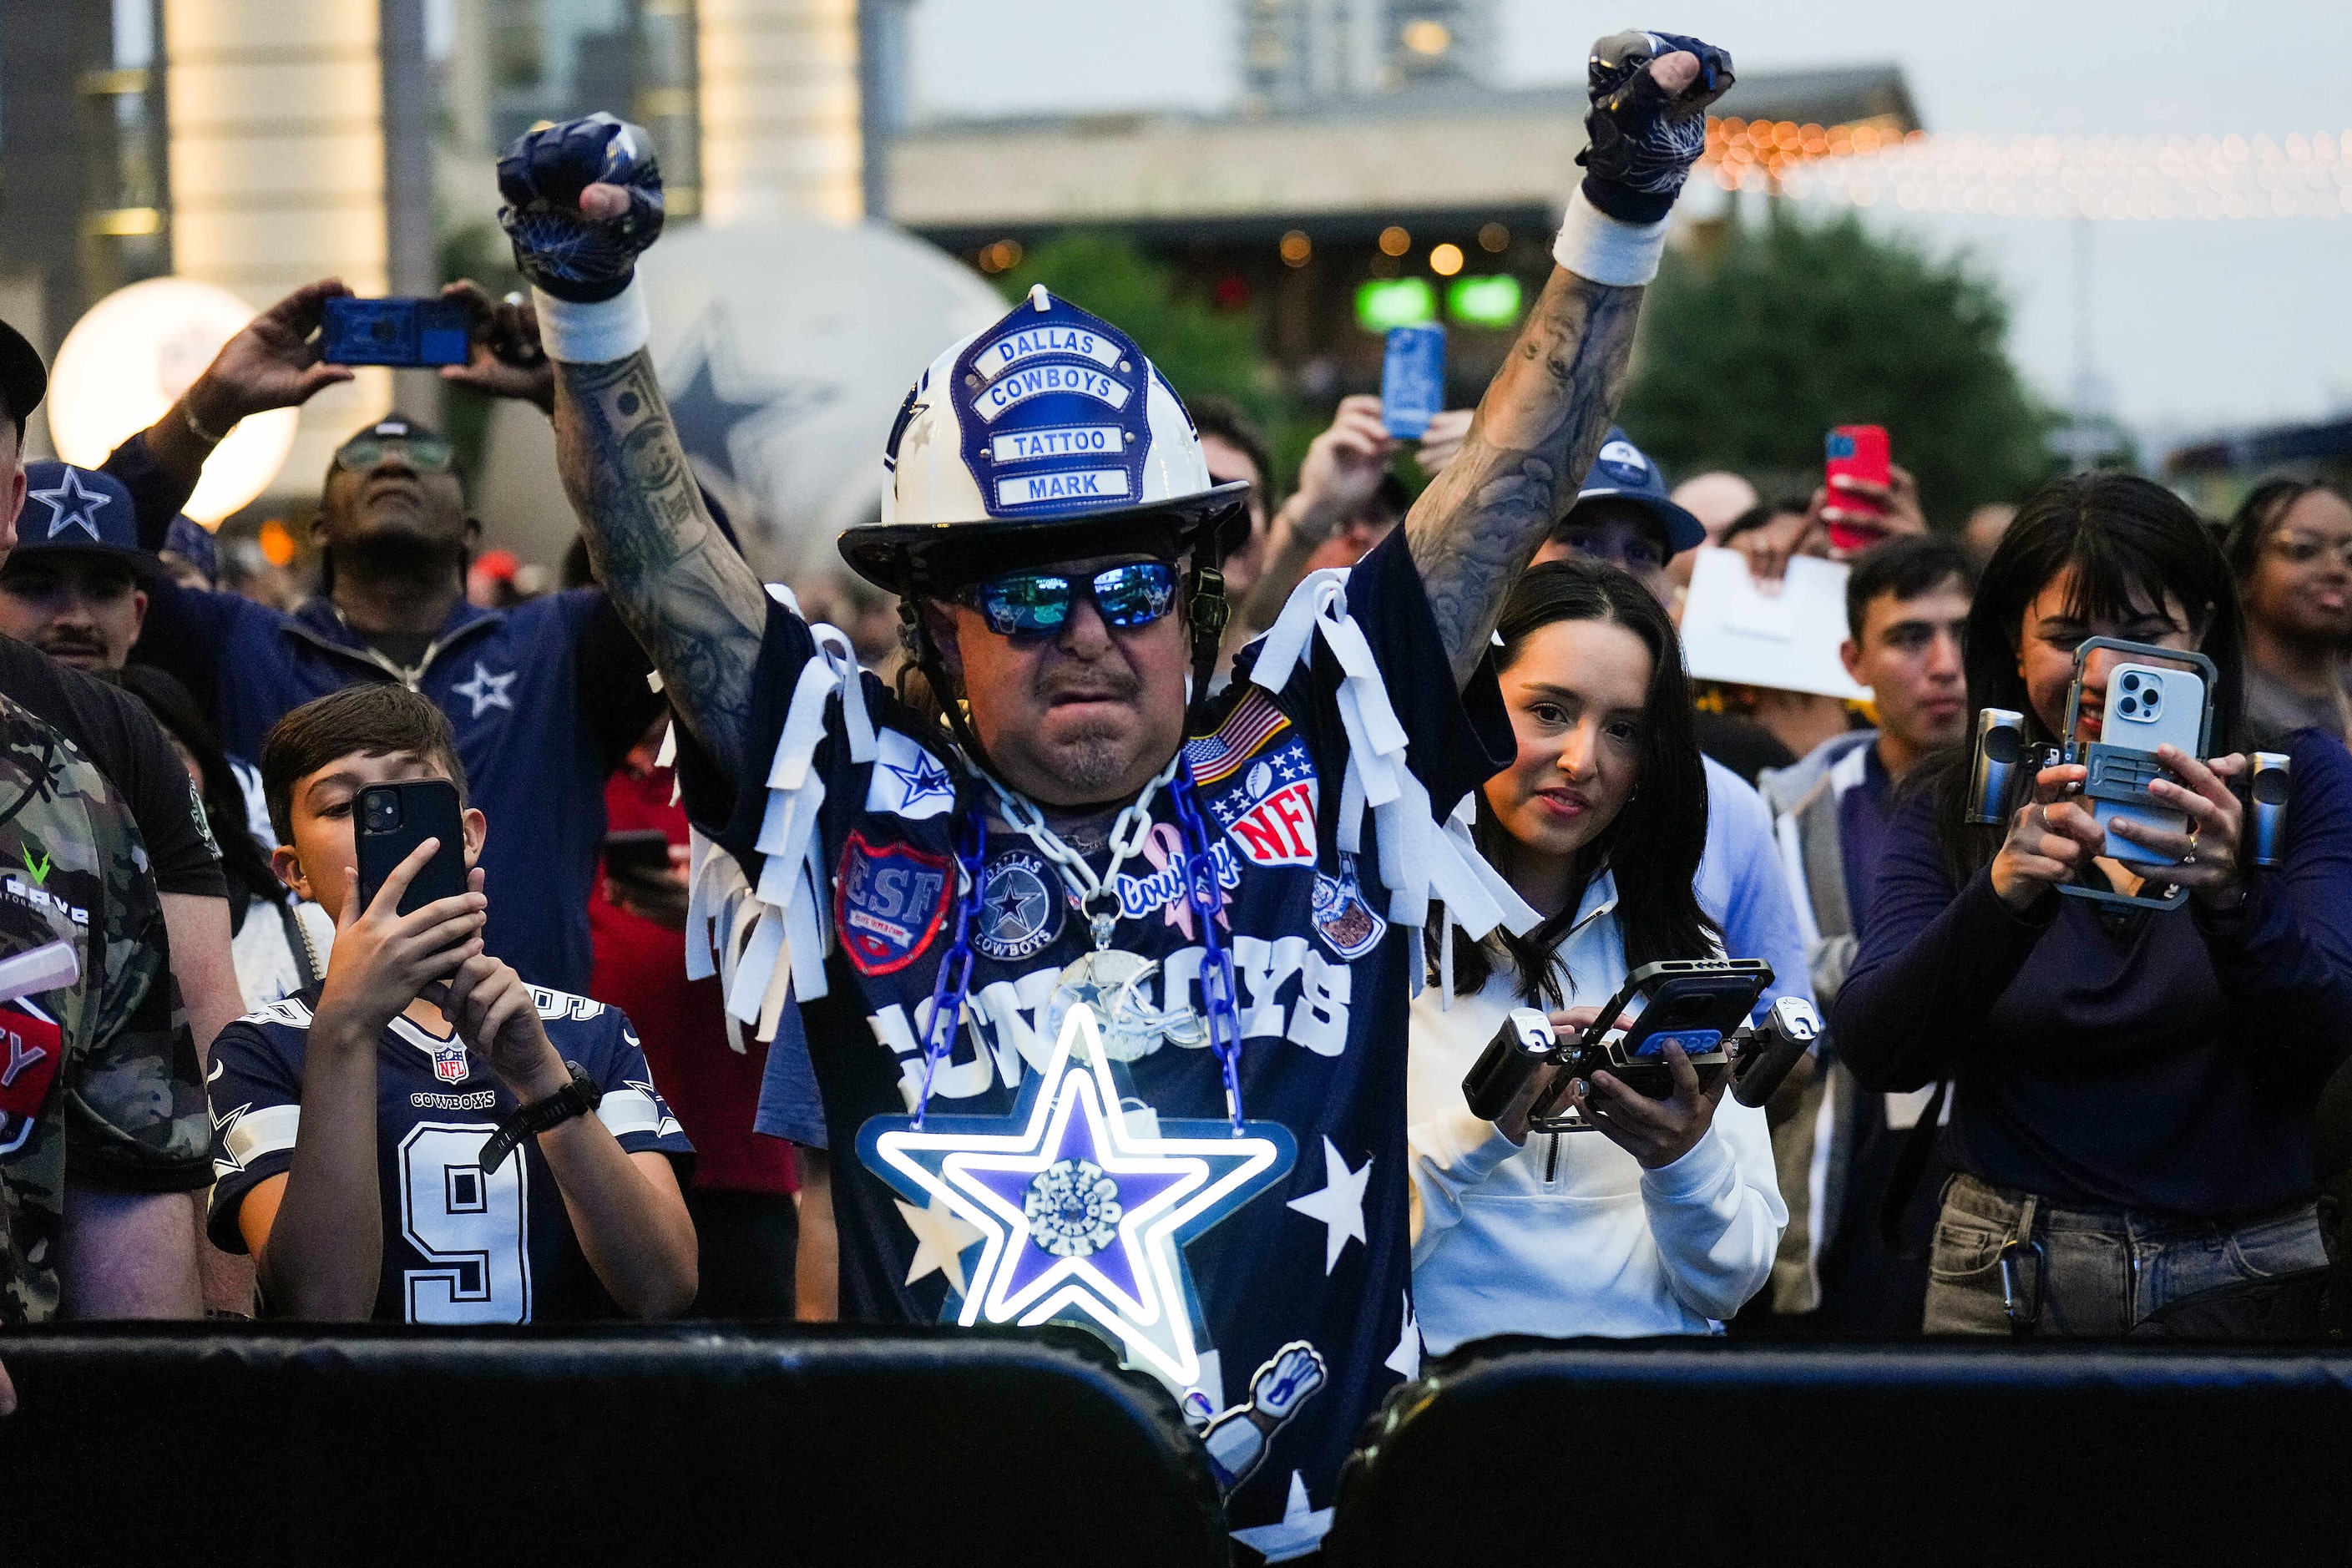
left=1381, top=322, right=1446, bottom=440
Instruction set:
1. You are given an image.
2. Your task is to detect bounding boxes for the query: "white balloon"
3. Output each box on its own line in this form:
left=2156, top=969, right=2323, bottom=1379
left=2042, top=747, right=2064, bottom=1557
left=633, top=219, right=1007, bottom=581
left=48, top=277, right=299, bottom=526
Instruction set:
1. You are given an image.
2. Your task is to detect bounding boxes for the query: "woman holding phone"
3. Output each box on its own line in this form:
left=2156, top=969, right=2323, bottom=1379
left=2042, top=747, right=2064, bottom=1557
left=1406, top=559, right=1785, bottom=1354
left=1835, top=473, right=2352, bottom=1337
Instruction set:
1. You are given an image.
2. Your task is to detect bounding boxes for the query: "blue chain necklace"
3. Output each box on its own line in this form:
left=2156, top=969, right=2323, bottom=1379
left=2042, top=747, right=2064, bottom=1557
left=905, top=764, right=1247, bottom=1129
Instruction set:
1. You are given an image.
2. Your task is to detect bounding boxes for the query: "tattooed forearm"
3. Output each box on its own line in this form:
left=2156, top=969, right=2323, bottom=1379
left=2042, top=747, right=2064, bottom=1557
left=1404, top=268, right=1646, bottom=685
left=552, top=350, right=770, bottom=779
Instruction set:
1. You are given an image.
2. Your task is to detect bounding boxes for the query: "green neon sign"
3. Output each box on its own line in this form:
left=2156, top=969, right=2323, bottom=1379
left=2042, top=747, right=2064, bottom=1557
left=1355, top=277, right=1436, bottom=332
left=1447, top=274, right=1523, bottom=327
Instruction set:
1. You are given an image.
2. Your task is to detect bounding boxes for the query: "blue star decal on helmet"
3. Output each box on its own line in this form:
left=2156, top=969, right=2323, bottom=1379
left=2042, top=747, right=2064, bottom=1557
left=29, top=467, right=112, bottom=542
left=858, top=1005, right=1295, bottom=1392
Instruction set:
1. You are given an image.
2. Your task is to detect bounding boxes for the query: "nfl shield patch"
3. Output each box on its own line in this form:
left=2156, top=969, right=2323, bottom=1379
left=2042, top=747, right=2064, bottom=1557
left=0, top=1001, right=64, bottom=1158
left=1206, top=736, right=1318, bottom=867
left=431, top=1039, right=471, bottom=1085
left=836, top=832, right=955, bottom=976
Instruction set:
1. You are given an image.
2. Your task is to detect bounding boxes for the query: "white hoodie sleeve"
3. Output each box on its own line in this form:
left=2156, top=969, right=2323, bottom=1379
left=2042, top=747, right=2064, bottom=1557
left=1405, top=1104, right=1524, bottom=1262
left=1636, top=1097, right=1788, bottom=1322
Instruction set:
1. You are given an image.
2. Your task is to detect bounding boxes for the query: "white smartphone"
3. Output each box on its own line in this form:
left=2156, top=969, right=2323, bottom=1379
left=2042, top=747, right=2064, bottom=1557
left=2094, top=662, right=2206, bottom=864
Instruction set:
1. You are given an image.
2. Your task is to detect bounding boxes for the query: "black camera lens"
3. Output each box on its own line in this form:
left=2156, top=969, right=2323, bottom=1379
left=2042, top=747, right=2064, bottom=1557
left=2117, top=697, right=2139, bottom=717
left=2121, top=673, right=2142, bottom=692
left=362, top=792, right=400, bottom=831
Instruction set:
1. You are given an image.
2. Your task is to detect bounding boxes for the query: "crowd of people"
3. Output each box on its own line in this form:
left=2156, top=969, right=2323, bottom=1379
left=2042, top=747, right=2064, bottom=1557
left=3, top=30, right=2350, bottom=1553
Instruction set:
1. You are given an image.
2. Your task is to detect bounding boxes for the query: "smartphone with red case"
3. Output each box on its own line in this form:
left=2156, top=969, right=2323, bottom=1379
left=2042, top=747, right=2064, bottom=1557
left=1824, top=424, right=1890, bottom=549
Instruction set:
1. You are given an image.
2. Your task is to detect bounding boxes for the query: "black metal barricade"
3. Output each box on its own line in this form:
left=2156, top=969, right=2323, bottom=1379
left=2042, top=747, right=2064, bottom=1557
left=0, top=1323, right=1227, bottom=1566
left=1329, top=1337, right=2352, bottom=1566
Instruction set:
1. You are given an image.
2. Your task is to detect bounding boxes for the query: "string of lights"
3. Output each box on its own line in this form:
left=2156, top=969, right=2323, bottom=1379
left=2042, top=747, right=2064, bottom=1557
left=1704, top=117, right=2352, bottom=220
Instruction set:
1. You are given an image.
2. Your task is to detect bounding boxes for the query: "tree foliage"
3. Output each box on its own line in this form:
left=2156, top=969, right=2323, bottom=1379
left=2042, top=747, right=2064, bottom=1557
left=1620, top=207, right=2057, bottom=524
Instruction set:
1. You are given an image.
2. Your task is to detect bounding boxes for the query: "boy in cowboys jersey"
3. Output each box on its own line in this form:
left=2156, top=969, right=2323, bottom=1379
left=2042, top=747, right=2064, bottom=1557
left=507, top=31, right=1727, bottom=1547
left=206, top=685, right=697, bottom=1322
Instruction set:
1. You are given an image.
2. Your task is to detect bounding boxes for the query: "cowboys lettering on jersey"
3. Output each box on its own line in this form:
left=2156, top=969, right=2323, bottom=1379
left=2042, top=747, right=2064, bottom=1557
left=207, top=985, right=692, bottom=1323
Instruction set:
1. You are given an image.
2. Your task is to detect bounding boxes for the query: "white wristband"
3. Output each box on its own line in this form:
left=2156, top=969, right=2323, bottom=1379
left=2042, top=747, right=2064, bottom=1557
left=1551, top=189, right=1670, bottom=287
left=531, top=278, right=650, bottom=364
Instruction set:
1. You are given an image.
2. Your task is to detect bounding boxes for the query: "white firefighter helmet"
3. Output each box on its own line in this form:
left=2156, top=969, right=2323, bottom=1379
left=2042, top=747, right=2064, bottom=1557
left=838, top=284, right=1249, bottom=594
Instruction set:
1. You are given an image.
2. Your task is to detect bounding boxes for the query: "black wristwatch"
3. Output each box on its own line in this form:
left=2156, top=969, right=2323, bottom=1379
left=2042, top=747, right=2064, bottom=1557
left=478, top=1062, right=602, bottom=1172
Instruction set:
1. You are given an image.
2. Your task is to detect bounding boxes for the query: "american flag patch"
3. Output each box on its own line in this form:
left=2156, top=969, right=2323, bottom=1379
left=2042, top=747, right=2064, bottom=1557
left=1184, top=691, right=1291, bottom=787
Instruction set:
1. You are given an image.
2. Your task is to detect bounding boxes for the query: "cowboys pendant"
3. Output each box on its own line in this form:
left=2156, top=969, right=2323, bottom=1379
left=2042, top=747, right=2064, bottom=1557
left=1044, top=949, right=1202, bottom=1063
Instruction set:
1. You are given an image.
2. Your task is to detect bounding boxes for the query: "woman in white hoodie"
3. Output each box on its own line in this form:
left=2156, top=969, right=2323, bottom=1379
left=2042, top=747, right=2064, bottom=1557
left=1409, top=559, right=1785, bottom=1353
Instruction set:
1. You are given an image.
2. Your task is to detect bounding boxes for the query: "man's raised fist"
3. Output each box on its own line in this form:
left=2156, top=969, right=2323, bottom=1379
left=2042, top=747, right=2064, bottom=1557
left=496, top=112, right=665, bottom=303
left=1578, top=31, right=1735, bottom=224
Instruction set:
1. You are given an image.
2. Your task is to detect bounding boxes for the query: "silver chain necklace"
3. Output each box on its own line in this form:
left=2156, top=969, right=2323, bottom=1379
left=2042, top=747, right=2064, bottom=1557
left=984, top=750, right=1181, bottom=951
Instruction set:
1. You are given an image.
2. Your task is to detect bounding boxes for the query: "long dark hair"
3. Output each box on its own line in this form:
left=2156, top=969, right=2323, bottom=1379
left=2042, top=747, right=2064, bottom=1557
left=2223, top=476, right=2349, bottom=581
left=1925, top=471, right=2247, bottom=882
left=114, top=664, right=286, bottom=926
left=1436, top=558, right=1718, bottom=1004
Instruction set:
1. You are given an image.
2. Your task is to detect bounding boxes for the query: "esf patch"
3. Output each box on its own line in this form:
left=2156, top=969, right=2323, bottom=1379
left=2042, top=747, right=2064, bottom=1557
left=837, top=833, right=955, bottom=976
left=1311, top=859, right=1387, bottom=961
left=1207, top=736, right=1319, bottom=867
left=972, top=849, right=1064, bottom=963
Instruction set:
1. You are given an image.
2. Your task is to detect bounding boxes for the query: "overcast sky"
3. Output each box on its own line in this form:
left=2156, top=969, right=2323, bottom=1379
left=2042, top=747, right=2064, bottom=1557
left=908, top=0, right=2352, bottom=455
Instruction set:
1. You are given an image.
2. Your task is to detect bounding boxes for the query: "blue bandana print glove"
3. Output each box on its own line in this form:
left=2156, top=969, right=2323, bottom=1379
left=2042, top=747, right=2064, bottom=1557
left=496, top=113, right=665, bottom=304
left=1577, top=31, right=1734, bottom=225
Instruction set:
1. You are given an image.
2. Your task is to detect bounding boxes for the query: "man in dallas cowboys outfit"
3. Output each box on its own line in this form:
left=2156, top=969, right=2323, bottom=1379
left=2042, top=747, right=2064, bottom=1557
left=503, top=33, right=1731, bottom=1554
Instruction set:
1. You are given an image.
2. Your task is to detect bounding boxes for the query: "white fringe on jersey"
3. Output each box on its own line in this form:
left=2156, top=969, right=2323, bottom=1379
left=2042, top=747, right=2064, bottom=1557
left=1251, top=569, right=1540, bottom=998
left=684, top=587, right=875, bottom=1045
left=685, top=571, right=1538, bottom=1042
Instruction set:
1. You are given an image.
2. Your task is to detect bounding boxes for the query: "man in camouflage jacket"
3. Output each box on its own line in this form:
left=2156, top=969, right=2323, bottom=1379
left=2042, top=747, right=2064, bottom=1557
left=0, top=688, right=215, bottom=1404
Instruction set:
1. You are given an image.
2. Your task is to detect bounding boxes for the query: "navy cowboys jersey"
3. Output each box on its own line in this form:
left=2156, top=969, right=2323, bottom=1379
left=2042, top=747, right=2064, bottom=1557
left=681, top=529, right=1513, bottom=1538
left=206, top=985, right=694, bottom=1323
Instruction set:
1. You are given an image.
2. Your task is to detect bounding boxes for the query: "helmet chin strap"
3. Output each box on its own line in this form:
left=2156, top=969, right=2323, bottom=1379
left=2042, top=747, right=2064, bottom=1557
left=1184, top=530, right=1231, bottom=741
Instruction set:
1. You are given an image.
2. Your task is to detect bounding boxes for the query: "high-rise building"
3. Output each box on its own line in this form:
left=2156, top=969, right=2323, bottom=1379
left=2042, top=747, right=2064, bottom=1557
left=1240, top=0, right=1495, bottom=110
left=0, top=0, right=864, bottom=500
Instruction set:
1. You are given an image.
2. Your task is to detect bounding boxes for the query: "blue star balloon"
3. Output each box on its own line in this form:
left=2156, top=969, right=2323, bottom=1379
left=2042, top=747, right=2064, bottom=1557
left=859, top=1006, right=1294, bottom=1392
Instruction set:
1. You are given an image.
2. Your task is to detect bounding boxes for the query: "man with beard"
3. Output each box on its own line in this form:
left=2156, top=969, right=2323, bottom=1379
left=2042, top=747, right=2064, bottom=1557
left=513, top=29, right=1728, bottom=1550
left=109, top=380, right=673, bottom=994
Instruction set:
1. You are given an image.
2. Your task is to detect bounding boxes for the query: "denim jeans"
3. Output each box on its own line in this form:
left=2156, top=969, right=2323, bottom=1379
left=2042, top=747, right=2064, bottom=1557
left=1922, top=1173, right=2329, bottom=1338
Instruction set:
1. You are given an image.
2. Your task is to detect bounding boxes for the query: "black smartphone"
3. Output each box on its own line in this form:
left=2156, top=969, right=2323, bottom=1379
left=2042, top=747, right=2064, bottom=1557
left=321, top=296, right=472, bottom=367
left=603, top=828, right=673, bottom=878
left=354, top=781, right=468, bottom=918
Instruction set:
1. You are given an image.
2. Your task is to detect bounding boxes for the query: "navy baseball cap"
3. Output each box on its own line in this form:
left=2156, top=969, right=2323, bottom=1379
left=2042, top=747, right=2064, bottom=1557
left=163, top=513, right=220, bottom=584
left=12, top=463, right=159, bottom=579
left=1565, top=428, right=1705, bottom=555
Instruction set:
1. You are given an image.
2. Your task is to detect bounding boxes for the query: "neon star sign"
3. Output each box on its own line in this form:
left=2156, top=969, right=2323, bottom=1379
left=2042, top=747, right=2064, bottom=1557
left=858, top=1004, right=1295, bottom=1390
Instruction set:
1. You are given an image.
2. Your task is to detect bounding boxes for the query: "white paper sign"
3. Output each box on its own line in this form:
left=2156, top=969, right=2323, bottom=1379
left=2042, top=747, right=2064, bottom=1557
left=1679, top=546, right=1872, bottom=701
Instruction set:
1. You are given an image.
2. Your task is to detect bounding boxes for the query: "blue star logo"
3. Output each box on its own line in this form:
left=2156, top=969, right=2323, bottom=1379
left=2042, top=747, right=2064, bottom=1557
left=29, top=468, right=112, bottom=542
left=883, top=747, right=954, bottom=812
left=452, top=661, right=518, bottom=719
left=859, top=1006, right=1295, bottom=1392
left=662, top=307, right=837, bottom=491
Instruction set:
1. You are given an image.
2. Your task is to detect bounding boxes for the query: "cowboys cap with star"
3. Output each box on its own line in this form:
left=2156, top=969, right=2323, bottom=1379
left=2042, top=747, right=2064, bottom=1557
left=10, top=463, right=162, bottom=580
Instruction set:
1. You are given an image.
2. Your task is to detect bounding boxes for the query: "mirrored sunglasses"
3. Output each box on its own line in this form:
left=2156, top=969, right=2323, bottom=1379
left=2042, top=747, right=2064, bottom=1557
left=966, top=561, right=1178, bottom=639
left=333, top=432, right=457, bottom=475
